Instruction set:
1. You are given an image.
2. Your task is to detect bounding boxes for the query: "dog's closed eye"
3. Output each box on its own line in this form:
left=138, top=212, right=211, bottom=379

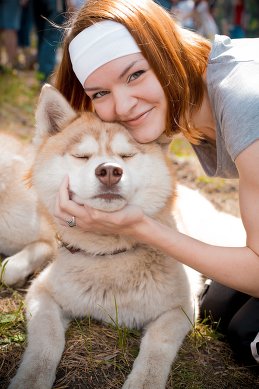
left=120, top=154, right=136, bottom=159
left=72, top=154, right=91, bottom=160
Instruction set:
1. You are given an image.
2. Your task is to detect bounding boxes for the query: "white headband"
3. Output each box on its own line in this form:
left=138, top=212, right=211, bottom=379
left=69, top=20, right=141, bottom=86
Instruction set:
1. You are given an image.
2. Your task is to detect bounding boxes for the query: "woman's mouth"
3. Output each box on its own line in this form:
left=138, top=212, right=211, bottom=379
left=123, top=108, right=153, bottom=127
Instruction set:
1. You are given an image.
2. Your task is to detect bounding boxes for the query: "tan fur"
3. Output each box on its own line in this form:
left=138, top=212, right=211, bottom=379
left=0, top=132, right=56, bottom=287
left=9, top=85, right=196, bottom=389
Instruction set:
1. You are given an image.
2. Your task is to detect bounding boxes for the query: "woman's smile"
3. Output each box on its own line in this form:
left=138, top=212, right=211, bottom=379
left=122, top=108, right=154, bottom=128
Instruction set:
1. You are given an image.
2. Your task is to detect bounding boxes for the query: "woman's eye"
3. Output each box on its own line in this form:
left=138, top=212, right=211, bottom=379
left=92, top=90, right=109, bottom=100
left=128, top=70, right=145, bottom=83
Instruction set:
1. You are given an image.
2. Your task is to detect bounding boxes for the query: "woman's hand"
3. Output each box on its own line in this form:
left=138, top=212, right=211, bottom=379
left=54, top=176, right=146, bottom=237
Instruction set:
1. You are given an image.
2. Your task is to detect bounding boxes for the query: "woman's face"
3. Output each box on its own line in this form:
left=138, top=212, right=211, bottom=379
left=84, top=53, right=168, bottom=143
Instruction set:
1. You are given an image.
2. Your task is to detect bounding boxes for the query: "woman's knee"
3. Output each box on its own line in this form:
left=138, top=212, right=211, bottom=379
left=227, top=298, right=259, bottom=365
left=199, top=280, right=250, bottom=333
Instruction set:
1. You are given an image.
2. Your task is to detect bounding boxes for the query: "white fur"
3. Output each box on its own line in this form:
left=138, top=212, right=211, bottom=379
left=76, top=134, right=99, bottom=155
left=0, top=133, right=56, bottom=287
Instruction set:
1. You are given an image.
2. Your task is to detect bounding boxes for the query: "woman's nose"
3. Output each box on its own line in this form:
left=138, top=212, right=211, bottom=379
left=114, top=89, right=138, bottom=117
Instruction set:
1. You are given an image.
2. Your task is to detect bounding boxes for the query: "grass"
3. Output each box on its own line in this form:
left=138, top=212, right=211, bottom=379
left=0, top=69, right=40, bottom=139
left=0, top=70, right=259, bottom=388
left=0, top=289, right=26, bottom=347
left=1, top=286, right=258, bottom=389
left=0, top=70, right=37, bottom=109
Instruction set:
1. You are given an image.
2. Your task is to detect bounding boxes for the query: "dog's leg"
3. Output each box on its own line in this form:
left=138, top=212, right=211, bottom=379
left=122, top=307, right=192, bottom=389
left=8, top=281, right=69, bottom=389
left=1, top=241, right=55, bottom=287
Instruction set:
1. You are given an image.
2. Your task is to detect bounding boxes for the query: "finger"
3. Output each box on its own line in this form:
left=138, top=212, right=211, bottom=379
left=59, top=175, right=70, bottom=201
left=54, top=184, right=71, bottom=221
left=58, top=176, right=79, bottom=213
left=54, top=191, right=77, bottom=228
left=58, top=176, right=85, bottom=217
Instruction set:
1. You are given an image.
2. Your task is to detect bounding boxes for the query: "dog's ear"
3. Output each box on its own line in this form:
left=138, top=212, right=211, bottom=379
left=34, top=84, right=77, bottom=145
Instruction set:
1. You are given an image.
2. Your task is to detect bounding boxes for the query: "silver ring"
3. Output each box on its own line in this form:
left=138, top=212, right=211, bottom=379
left=66, top=216, right=76, bottom=228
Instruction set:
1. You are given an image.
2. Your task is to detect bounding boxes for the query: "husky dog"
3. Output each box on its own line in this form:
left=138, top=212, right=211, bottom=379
left=8, top=85, right=198, bottom=389
left=0, top=132, right=56, bottom=287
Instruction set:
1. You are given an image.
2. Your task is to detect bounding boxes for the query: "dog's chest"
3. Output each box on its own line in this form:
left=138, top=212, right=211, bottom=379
left=45, top=247, right=189, bottom=328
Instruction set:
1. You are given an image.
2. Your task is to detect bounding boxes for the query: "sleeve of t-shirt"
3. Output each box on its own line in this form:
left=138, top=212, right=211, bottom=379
left=217, top=60, right=259, bottom=161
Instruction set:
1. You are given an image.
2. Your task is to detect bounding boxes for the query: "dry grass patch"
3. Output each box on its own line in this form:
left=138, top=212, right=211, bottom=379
left=1, top=283, right=258, bottom=389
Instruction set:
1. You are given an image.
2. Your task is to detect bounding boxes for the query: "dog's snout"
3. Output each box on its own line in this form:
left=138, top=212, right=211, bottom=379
left=95, top=163, right=123, bottom=187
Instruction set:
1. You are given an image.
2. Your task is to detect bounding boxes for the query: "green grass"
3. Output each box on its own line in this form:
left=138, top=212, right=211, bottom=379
left=0, top=287, right=26, bottom=347
left=0, top=71, right=38, bottom=111
left=0, top=70, right=40, bottom=140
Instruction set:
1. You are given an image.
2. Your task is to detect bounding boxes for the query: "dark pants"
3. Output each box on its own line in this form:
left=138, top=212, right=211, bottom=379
left=199, top=280, right=259, bottom=365
left=32, top=0, right=66, bottom=81
left=18, top=0, right=34, bottom=48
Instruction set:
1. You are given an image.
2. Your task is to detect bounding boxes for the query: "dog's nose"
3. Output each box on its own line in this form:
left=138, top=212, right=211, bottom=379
left=95, top=163, right=123, bottom=187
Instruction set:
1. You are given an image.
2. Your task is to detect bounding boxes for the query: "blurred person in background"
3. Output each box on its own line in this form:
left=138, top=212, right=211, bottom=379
left=219, top=0, right=245, bottom=38
left=245, top=0, right=259, bottom=38
left=171, top=0, right=195, bottom=31
left=17, top=0, right=36, bottom=69
left=192, top=0, right=219, bottom=39
left=154, top=0, right=172, bottom=11
left=0, top=0, right=23, bottom=70
left=66, top=0, right=86, bottom=12
left=215, top=0, right=259, bottom=38
left=32, top=0, right=67, bottom=83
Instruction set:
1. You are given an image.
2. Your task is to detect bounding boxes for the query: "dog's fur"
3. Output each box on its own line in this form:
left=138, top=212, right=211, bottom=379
left=0, top=132, right=56, bottom=287
left=8, top=85, right=246, bottom=389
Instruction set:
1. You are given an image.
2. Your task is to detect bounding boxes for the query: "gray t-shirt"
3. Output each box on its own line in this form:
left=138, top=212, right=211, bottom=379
left=192, top=35, right=259, bottom=178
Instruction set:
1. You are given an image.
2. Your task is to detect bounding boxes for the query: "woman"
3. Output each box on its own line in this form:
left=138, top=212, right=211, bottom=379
left=54, top=0, right=259, bottom=364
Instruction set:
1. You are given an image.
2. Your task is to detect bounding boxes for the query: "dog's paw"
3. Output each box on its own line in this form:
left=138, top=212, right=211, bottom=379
left=122, top=365, right=168, bottom=389
left=8, top=376, right=37, bottom=389
left=1, top=255, right=29, bottom=287
left=8, top=377, right=49, bottom=389
left=122, top=379, right=144, bottom=389
left=122, top=375, right=163, bottom=389
left=8, top=370, right=54, bottom=389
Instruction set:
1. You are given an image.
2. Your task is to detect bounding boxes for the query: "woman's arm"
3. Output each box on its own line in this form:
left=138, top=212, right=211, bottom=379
left=236, top=140, right=259, bottom=257
left=134, top=216, right=259, bottom=297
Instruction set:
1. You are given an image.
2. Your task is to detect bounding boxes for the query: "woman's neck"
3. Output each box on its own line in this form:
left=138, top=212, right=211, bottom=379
left=191, top=77, right=216, bottom=143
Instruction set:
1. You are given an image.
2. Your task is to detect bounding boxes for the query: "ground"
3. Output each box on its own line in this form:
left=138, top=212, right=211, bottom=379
left=0, top=70, right=258, bottom=389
